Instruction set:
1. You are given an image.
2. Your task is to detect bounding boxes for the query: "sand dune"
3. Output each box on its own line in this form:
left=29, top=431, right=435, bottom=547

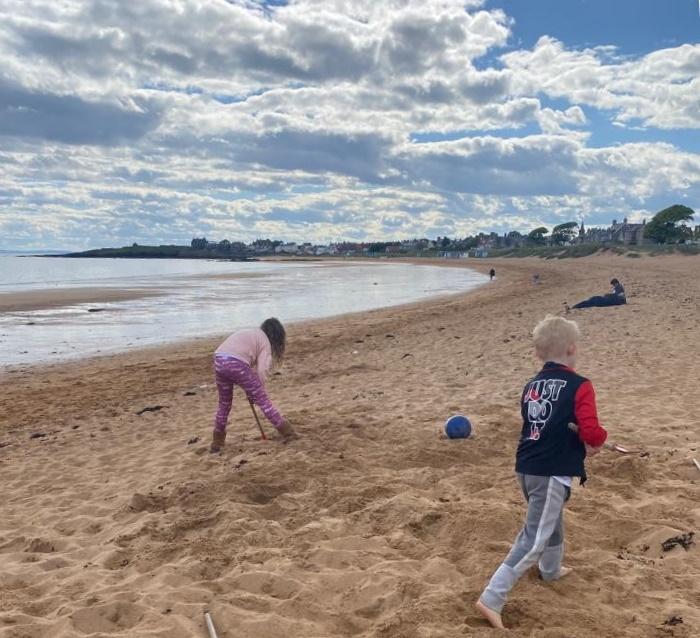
left=1, top=255, right=698, bottom=637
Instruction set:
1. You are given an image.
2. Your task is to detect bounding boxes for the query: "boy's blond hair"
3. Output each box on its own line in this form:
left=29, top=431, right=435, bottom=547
left=532, top=315, right=580, bottom=360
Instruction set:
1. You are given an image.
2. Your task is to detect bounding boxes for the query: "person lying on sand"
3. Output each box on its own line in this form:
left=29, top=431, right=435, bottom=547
left=568, top=278, right=626, bottom=310
left=476, top=315, right=608, bottom=629
left=210, top=317, right=296, bottom=453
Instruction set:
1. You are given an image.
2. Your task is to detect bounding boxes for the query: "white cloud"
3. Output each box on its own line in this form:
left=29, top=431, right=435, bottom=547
left=536, top=106, right=587, bottom=135
left=0, top=1, right=698, bottom=249
left=504, top=36, right=700, bottom=129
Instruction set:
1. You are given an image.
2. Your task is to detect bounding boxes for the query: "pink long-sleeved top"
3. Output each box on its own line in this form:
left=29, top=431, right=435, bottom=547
left=215, top=328, right=273, bottom=383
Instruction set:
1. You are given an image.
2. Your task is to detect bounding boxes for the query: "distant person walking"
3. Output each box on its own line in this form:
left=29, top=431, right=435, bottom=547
left=489, top=268, right=496, bottom=281
left=570, top=278, right=626, bottom=310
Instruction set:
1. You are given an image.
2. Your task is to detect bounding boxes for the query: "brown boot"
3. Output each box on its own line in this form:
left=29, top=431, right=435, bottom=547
left=276, top=420, right=298, bottom=441
left=210, top=430, right=226, bottom=453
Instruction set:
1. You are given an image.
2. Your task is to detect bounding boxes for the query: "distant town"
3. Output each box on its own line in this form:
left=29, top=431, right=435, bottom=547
left=191, top=215, right=698, bottom=259
left=63, top=205, right=698, bottom=260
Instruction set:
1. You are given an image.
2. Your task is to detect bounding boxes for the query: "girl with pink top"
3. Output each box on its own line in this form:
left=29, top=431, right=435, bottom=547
left=210, top=317, right=296, bottom=452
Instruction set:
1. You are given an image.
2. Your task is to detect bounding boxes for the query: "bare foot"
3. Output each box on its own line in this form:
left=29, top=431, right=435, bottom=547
left=475, top=600, right=505, bottom=629
left=542, top=566, right=573, bottom=581
left=555, top=566, right=573, bottom=579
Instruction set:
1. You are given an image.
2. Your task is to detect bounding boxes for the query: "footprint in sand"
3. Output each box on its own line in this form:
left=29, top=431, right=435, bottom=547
left=128, top=492, right=168, bottom=513
left=1, top=624, right=50, bottom=638
left=231, top=571, right=304, bottom=600
left=241, top=483, right=288, bottom=505
left=102, top=549, right=133, bottom=570
left=71, top=601, right=145, bottom=634
left=38, top=557, right=71, bottom=571
left=83, top=521, right=103, bottom=535
left=25, top=538, right=59, bottom=553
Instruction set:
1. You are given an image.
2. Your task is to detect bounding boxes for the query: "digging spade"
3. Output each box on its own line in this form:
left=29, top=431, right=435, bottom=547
left=249, top=400, right=268, bottom=441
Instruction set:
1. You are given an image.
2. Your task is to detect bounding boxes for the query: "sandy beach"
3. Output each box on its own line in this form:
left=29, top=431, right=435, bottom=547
left=0, top=288, right=163, bottom=313
left=1, top=255, right=698, bottom=638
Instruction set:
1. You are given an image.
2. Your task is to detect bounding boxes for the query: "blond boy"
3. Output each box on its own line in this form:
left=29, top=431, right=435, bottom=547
left=476, top=315, right=608, bottom=629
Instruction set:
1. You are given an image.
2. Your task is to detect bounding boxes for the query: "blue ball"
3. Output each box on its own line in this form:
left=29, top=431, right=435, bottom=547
left=444, top=415, right=472, bottom=439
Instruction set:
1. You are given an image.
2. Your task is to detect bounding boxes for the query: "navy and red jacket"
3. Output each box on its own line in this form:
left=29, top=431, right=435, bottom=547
left=515, top=362, right=608, bottom=483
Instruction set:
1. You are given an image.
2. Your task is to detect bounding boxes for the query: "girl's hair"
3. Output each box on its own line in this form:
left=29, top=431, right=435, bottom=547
left=610, top=278, right=620, bottom=285
left=260, top=317, right=286, bottom=363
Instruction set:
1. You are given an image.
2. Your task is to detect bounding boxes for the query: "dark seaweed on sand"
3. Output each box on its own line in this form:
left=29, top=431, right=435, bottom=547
left=661, top=532, right=695, bottom=552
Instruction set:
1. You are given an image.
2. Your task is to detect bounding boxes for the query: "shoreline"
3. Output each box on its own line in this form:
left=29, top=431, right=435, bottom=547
left=39, top=254, right=257, bottom=262
left=0, top=259, right=487, bottom=369
left=0, top=257, right=515, bottom=416
left=0, top=275, right=490, bottom=376
left=1, top=254, right=698, bottom=637
left=0, top=286, right=164, bottom=313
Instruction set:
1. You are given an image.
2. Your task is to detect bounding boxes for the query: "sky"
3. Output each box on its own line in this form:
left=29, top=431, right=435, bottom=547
left=0, top=0, right=698, bottom=250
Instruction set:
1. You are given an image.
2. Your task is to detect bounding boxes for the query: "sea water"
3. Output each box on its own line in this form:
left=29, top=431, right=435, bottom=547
left=0, top=256, right=486, bottom=366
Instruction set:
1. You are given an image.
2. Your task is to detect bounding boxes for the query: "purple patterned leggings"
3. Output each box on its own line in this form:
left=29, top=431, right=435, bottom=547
left=213, top=355, right=284, bottom=433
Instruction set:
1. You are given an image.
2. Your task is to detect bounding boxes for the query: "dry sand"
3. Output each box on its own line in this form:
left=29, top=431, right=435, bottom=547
left=0, top=255, right=698, bottom=638
left=0, top=288, right=162, bottom=313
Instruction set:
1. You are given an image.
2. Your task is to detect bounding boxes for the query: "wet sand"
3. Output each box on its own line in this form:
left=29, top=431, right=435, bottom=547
left=0, top=255, right=698, bottom=637
left=0, top=287, right=163, bottom=313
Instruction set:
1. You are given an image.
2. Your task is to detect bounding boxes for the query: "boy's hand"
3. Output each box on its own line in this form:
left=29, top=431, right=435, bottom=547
left=585, top=443, right=602, bottom=457
left=569, top=423, right=603, bottom=456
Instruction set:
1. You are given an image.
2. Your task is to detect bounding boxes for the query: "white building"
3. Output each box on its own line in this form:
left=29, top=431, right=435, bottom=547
left=275, top=243, right=299, bottom=254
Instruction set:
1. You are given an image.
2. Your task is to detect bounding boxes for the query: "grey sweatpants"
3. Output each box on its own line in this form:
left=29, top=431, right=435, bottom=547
left=479, top=474, right=570, bottom=613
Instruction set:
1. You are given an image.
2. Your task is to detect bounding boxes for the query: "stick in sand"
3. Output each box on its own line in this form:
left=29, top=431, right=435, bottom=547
left=204, top=612, right=219, bottom=638
left=249, top=400, right=267, bottom=440
left=693, top=458, right=700, bottom=473
left=567, top=423, right=637, bottom=454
